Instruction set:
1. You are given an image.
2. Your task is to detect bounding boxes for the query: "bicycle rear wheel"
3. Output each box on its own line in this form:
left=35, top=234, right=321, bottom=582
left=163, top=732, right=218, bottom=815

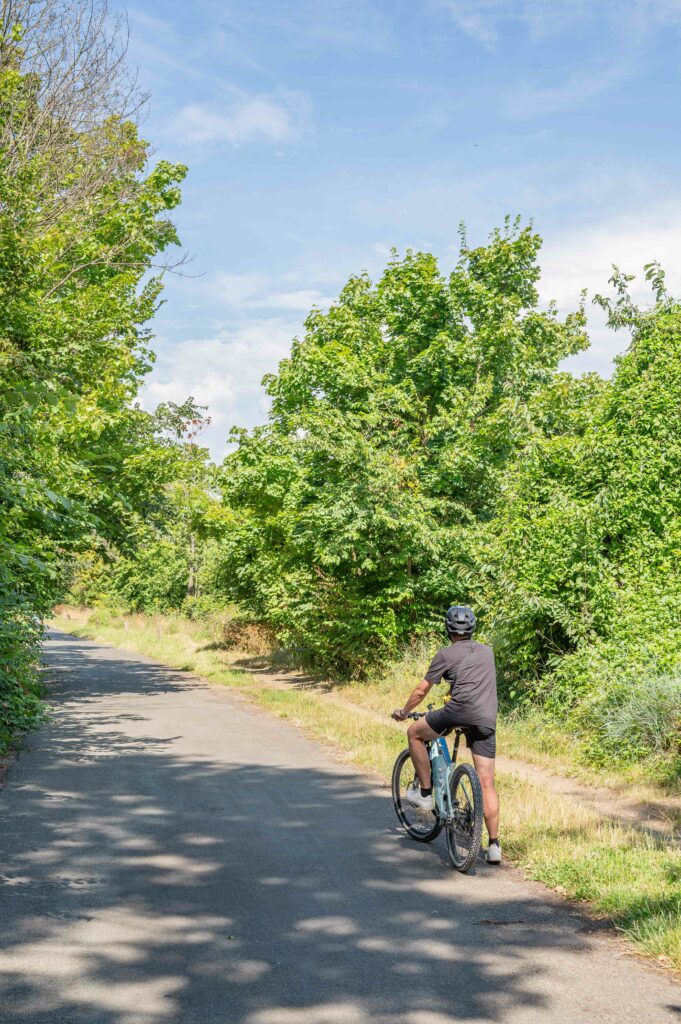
left=391, top=748, right=442, bottom=843
left=445, top=763, right=484, bottom=872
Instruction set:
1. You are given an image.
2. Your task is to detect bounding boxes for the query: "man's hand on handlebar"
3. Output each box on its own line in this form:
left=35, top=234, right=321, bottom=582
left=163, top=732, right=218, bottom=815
left=391, top=678, right=435, bottom=724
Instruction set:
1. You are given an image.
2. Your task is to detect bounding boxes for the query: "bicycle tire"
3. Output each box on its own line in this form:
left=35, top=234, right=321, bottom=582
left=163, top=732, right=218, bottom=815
left=391, top=748, right=442, bottom=843
left=445, top=763, right=484, bottom=872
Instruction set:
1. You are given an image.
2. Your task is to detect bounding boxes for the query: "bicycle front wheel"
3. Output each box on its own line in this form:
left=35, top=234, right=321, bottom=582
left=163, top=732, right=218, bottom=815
left=445, top=763, right=484, bottom=872
left=391, top=748, right=442, bottom=843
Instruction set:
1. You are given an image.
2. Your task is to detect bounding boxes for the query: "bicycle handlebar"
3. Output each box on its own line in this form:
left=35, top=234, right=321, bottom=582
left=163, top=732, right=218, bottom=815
left=398, top=701, right=440, bottom=721
left=393, top=702, right=439, bottom=721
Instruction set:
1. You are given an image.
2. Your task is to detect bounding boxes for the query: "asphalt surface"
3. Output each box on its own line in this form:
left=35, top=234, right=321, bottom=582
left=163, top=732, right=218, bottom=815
left=0, top=630, right=679, bottom=1024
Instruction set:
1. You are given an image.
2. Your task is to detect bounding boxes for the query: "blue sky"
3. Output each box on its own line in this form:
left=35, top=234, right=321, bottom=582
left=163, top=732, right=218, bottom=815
left=126, top=0, right=681, bottom=458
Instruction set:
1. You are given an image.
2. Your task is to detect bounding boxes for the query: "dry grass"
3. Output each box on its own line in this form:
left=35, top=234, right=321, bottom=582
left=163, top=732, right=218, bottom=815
left=51, top=607, right=681, bottom=972
left=218, top=617, right=277, bottom=656
left=326, top=644, right=678, bottom=801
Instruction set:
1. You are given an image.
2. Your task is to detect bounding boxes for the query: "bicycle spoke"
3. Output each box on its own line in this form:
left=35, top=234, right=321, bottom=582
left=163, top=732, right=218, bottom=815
left=392, top=749, right=441, bottom=842
left=445, top=763, right=484, bottom=872
left=457, top=777, right=474, bottom=816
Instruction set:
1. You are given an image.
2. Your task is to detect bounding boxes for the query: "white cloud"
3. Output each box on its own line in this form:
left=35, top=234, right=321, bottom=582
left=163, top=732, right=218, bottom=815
left=197, top=273, right=335, bottom=313
left=504, top=61, right=632, bottom=118
left=233, top=0, right=396, bottom=54
left=433, top=1, right=681, bottom=128
left=632, top=0, right=681, bottom=30
left=437, top=0, right=681, bottom=51
left=129, top=8, right=178, bottom=42
left=209, top=272, right=268, bottom=305
left=436, top=0, right=591, bottom=50
left=540, top=205, right=681, bottom=308
left=258, top=289, right=335, bottom=311
left=169, top=94, right=308, bottom=147
left=141, top=318, right=300, bottom=460
left=541, top=203, right=681, bottom=375
left=441, top=1, right=500, bottom=48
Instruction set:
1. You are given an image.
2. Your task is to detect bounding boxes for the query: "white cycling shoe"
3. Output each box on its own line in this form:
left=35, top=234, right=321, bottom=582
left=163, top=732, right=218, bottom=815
left=485, top=842, right=502, bottom=865
left=405, top=784, right=434, bottom=811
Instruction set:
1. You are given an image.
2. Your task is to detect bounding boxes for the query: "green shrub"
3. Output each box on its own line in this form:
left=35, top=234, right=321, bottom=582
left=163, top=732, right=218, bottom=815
left=0, top=11, right=187, bottom=749
left=216, top=223, right=587, bottom=677
left=602, top=672, right=681, bottom=760
left=0, top=590, right=45, bottom=751
left=181, top=594, right=225, bottom=621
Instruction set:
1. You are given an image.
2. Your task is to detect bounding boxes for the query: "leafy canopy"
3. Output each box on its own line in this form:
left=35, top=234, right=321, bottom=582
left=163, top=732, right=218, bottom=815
left=216, top=221, right=587, bottom=674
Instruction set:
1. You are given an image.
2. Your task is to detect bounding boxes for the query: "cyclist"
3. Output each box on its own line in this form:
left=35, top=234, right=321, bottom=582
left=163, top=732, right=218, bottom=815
left=392, top=605, right=501, bottom=864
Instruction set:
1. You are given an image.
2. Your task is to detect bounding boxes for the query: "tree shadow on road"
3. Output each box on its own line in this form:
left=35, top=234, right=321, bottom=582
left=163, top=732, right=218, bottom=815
left=1, top=636, right=676, bottom=1024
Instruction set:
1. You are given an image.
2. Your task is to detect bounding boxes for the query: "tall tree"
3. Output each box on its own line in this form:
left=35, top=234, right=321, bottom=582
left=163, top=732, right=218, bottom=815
left=0, top=0, right=186, bottom=745
left=217, top=222, right=587, bottom=674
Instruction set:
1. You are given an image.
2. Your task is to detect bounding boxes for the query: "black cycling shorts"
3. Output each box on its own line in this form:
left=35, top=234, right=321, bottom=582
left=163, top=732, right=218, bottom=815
left=425, top=706, right=496, bottom=759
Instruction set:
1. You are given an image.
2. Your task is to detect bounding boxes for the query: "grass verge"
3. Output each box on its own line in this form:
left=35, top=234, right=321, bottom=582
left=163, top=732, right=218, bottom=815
left=51, top=607, right=681, bottom=972
left=350, top=643, right=679, bottom=796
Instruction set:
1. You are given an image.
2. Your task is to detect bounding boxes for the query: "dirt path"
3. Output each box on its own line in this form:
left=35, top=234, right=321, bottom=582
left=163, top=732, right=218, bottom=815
left=0, top=629, right=679, bottom=1024
left=236, top=659, right=680, bottom=840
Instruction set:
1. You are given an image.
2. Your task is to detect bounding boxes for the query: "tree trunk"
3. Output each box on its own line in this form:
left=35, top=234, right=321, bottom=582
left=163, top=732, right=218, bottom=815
left=187, top=532, right=197, bottom=597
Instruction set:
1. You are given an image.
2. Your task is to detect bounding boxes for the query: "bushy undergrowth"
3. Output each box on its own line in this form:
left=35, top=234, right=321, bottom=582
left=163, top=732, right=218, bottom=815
left=603, top=673, right=681, bottom=755
left=594, top=672, right=681, bottom=782
left=0, top=593, right=45, bottom=751
left=58, top=603, right=680, bottom=785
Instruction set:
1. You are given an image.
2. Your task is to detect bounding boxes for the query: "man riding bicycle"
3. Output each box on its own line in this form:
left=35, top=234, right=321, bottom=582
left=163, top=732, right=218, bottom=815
left=392, top=605, right=501, bottom=864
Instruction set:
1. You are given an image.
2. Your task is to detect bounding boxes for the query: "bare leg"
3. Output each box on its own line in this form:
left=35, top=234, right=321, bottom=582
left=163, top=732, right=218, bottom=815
left=407, top=719, right=438, bottom=789
left=472, top=753, right=499, bottom=840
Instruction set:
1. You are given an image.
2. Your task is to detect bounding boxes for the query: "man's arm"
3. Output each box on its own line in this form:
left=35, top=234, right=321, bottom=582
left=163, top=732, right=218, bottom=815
left=392, top=679, right=434, bottom=721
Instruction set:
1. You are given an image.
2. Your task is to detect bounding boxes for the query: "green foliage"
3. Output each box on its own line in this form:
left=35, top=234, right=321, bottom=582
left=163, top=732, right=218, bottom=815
left=64, top=401, right=228, bottom=617
left=0, top=11, right=188, bottom=748
left=0, top=581, right=45, bottom=748
left=10, top=1, right=673, bottom=781
left=214, top=221, right=587, bottom=675
left=480, top=290, right=681, bottom=775
left=203, top=228, right=679, bottom=778
left=602, top=672, right=681, bottom=762
left=64, top=394, right=228, bottom=619
left=62, top=220, right=680, bottom=779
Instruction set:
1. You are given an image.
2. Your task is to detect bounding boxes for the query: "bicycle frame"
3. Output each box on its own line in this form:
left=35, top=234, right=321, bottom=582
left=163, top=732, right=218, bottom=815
left=394, top=711, right=483, bottom=871
left=429, top=729, right=463, bottom=821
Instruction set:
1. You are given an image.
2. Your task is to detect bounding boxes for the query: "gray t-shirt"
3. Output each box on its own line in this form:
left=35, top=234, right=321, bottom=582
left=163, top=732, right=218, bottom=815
left=424, top=639, right=498, bottom=729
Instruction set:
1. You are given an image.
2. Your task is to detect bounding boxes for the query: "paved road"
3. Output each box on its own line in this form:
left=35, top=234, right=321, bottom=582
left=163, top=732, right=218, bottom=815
left=0, top=632, right=678, bottom=1024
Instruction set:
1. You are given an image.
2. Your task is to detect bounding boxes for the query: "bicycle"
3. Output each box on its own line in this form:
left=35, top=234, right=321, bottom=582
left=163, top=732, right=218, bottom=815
left=391, top=705, right=484, bottom=872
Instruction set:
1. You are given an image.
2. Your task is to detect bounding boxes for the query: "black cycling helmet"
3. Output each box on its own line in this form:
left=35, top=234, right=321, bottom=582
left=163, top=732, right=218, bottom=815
left=445, top=605, right=476, bottom=638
